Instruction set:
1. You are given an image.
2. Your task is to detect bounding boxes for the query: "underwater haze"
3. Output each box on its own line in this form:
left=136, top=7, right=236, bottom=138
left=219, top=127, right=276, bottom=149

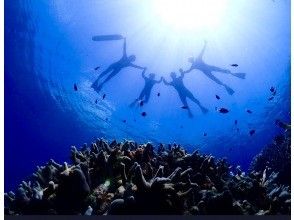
left=5, top=0, right=290, bottom=191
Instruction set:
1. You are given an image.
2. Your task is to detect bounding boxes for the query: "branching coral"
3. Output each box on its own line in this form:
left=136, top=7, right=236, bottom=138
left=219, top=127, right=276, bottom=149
left=5, top=134, right=291, bottom=215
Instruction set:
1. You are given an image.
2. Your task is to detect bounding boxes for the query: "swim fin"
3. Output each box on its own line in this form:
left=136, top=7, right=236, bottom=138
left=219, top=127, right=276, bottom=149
left=188, top=112, right=194, bottom=118
left=129, top=99, right=139, bottom=108
left=232, top=72, right=246, bottom=79
left=91, top=83, right=102, bottom=93
left=200, top=106, right=209, bottom=114
left=225, top=86, right=235, bottom=95
left=92, top=34, right=124, bottom=41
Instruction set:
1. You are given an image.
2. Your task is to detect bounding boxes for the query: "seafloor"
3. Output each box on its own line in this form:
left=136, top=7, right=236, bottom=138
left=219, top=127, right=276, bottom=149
left=5, top=128, right=290, bottom=215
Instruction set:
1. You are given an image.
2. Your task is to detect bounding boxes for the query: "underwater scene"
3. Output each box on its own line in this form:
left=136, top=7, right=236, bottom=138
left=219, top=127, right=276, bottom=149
left=5, top=0, right=291, bottom=215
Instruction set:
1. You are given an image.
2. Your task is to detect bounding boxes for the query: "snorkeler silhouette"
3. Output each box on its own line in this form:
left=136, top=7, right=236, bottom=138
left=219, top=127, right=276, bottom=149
left=92, top=37, right=145, bottom=92
left=183, top=41, right=246, bottom=95
left=130, top=68, right=163, bottom=107
left=163, top=69, right=208, bottom=118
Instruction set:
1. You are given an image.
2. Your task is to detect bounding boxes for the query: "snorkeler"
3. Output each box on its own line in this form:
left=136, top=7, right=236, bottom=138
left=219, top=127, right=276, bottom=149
left=92, top=37, right=145, bottom=92
left=182, top=41, right=246, bottom=95
left=130, top=68, right=163, bottom=107
left=163, top=69, right=208, bottom=118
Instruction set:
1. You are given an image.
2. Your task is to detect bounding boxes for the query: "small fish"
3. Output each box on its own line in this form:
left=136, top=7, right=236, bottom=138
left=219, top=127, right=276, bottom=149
left=215, top=95, right=220, bottom=100
left=74, top=83, right=78, bottom=91
left=181, top=106, right=189, bottom=109
left=157, top=92, right=160, bottom=97
left=216, top=107, right=229, bottom=114
left=102, top=94, right=106, bottom=99
left=105, top=118, right=108, bottom=121
left=139, top=100, right=144, bottom=106
left=180, top=125, right=183, bottom=129
left=94, top=66, right=100, bottom=71
left=246, top=109, right=253, bottom=114
left=234, top=120, right=238, bottom=125
left=249, top=129, right=255, bottom=136
left=231, top=64, right=238, bottom=67
left=203, top=132, right=207, bottom=136
left=134, top=119, right=136, bottom=122
left=268, top=96, right=274, bottom=101
left=270, top=87, right=277, bottom=96
left=122, top=119, right=126, bottom=123
left=236, top=128, right=240, bottom=132
left=141, top=112, right=147, bottom=117
left=95, top=99, right=98, bottom=104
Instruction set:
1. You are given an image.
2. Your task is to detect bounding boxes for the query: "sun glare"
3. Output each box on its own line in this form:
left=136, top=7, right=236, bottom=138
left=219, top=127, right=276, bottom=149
left=152, top=0, right=228, bottom=31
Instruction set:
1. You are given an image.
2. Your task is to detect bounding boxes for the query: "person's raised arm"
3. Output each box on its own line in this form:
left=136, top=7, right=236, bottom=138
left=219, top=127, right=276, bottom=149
left=141, top=68, right=147, bottom=79
left=163, top=78, right=171, bottom=86
left=181, top=67, right=193, bottom=74
left=197, top=40, right=207, bottom=60
left=130, top=63, right=145, bottom=70
left=156, top=76, right=163, bottom=83
left=123, top=37, right=127, bottom=57
left=184, top=67, right=193, bottom=74
left=179, top=68, right=186, bottom=78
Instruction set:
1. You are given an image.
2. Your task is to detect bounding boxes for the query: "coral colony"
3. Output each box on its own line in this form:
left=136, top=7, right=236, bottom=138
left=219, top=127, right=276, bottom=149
left=5, top=129, right=290, bottom=215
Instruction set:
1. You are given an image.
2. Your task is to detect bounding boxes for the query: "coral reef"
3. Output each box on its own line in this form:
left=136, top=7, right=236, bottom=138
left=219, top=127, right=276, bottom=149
left=250, top=129, right=290, bottom=185
left=5, top=136, right=291, bottom=215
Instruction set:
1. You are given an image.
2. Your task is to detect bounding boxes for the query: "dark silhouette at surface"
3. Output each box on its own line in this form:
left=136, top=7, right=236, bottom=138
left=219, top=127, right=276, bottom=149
left=183, top=41, right=246, bottom=95
left=163, top=70, right=208, bottom=118
left=130, top=69, right=163, bottom=107
left=92, top=38, right=145, bottom=92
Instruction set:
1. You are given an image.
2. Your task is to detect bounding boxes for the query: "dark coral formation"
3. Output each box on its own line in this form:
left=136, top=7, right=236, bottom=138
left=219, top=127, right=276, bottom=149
left=5, top=136, right=290, bottom=215
left=250, top=130, right=290, bottom=186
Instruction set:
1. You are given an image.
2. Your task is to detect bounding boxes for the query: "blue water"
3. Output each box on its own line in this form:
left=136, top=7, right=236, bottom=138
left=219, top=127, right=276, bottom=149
left=5, top=0, right=290, bottom=191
